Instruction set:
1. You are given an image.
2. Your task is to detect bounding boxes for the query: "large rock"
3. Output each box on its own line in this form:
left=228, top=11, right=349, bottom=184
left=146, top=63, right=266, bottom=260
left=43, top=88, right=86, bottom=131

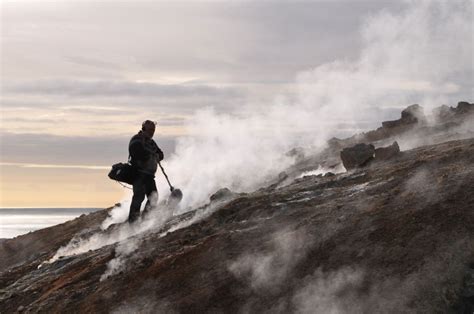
left=401, top=104, right=425, bottom=121
left=455, top=101, right=473, bottom=114
left=340, top=143, right=375, bottom=170
left=433, top=101, right=474, bottom=125
left=382, top=104, right=425, bottom=128
left=210, top=188, right=235, bottom=202
left=433, top=105, right=454, bottom=120
left=375, top=141, right=400, bottom=161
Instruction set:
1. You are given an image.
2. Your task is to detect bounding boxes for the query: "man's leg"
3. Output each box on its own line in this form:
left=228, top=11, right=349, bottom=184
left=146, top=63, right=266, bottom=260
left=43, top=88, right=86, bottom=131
left=129, top=175, right=146, bottom=223
left=143, top=176, right=158, bottom=217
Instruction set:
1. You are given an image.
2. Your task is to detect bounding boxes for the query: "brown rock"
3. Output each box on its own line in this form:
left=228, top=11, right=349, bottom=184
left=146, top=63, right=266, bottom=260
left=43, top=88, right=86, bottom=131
left=401, top=104, right=424, bottom=122
left=382, top=104, right=425, bottom=128
left=375, top=141, right=400, bottom=161
left=210, top=188, right=234, bottom=202
left=456, top=101, right=473, bottom=114
left=340, top=143, right=375, bottom=170
left=433, top=105, right=454, bottom=120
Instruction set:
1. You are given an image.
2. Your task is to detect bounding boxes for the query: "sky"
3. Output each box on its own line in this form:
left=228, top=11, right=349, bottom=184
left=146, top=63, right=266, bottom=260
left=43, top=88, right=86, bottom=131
left=0, top=0, right=472, bottom=208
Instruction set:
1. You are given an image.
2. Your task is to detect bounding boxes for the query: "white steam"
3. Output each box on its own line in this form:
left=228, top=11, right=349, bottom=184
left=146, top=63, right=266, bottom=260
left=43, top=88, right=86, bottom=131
left=101, top=197, right=132, bottom=230
left=100, top=238, right=139, bottom=281
left=48, top=200, right=174, bottom=263
left=48, top=0, right=472, bottom=272
left=229, top=229, right=310, bottom=291
left=160, top=0, right=472, bottom=210
left=293, top=268, right=365, bottom=314
left=100, top=237, right=139, bottom=281
left=47, top=193, right=234, bottom=271
left=298, top=164, right=346, bottom=179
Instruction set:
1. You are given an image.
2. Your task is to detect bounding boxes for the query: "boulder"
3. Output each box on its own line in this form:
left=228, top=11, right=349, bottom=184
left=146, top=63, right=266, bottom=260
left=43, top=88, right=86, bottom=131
left=278, top=171, right=288, bottom=181
left=340, top=143, right=375, bottom=170
left=210, top=188, right=234, bottom=202
left=433, top=101, right=473, bottom=125
left=364, top=127, right=391, bottom=142
left=382, top=104, right=425, bottom=128
left=401, top=104, right=424, bottom=122
left=433, top=105, right=454, bottom=120
left=456, top=101, right=474, bottom=114
left=375, top=141, right=400, bottom=161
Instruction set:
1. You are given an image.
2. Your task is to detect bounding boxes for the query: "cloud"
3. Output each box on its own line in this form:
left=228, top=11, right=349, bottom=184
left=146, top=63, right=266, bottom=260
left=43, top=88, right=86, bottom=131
left=1, top=1, right=395, bottom=84
left=0, top=162, right=109, bottom=170
left=64, top=55, right=122, bottom=71
left=3, top=79, right=243, bottom=99
left=59, top=106, right=136, bottom=116
left=0, top=132, right=177, bottom=165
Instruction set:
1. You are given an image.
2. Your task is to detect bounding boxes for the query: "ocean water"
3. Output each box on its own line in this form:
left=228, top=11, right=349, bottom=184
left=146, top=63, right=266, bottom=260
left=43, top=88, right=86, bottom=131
left=0, top=208, right=100, bottom=239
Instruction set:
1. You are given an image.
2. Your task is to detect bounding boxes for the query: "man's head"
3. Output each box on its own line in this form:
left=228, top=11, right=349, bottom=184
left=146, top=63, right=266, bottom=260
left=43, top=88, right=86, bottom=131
left=141, top=120, right=156, bottom=139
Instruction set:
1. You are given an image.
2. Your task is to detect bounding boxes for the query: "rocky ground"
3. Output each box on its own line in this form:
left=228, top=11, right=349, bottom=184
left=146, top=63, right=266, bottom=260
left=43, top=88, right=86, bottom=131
left=1, top=102, right=473, bottom=313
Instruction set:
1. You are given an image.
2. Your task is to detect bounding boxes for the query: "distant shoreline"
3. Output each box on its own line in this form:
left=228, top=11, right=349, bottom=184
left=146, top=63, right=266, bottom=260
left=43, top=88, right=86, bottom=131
left=0, top=208, right=103, bottom=238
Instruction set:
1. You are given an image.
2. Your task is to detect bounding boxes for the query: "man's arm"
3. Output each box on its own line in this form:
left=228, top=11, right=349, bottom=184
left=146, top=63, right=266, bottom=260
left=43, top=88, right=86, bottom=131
left=129, top=140, right=149, bottom=162
left=152, top=141, right=164, bottom=161
left=157, top=147, right=164, bottom=161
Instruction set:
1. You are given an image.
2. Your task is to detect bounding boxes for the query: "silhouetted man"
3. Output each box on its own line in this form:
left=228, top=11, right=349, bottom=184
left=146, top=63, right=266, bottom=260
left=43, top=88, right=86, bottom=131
left=128, top=120, right=164, bottom=223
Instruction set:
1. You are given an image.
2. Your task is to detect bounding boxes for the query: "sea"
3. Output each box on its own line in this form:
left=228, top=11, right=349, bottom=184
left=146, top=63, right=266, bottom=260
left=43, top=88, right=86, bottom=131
left=0, top=208, right=100, bottom=239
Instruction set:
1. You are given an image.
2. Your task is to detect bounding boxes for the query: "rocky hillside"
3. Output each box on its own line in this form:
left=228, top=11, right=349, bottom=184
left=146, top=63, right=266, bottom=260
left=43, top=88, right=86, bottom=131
left=1, top=102, right=473, bottom=313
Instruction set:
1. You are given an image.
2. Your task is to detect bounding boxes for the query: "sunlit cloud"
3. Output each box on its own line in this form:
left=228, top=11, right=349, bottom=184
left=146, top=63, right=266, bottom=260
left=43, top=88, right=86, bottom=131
left=0, top=162, right=109, bottom=170
left=3, top=79, right=243, bottom=98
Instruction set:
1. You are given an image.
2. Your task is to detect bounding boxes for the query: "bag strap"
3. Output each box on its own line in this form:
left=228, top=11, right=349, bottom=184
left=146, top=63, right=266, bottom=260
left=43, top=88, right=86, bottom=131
left=116, top=180, right=133, bottom=190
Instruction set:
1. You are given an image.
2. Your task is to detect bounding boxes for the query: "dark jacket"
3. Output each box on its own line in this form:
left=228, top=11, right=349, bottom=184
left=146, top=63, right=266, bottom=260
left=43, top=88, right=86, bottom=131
left=129, top=131, right=164, bottom=175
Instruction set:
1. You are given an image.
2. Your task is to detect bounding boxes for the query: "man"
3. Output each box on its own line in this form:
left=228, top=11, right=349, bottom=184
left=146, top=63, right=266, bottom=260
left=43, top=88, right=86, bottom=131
left=128, top=120, right=164, bottom=223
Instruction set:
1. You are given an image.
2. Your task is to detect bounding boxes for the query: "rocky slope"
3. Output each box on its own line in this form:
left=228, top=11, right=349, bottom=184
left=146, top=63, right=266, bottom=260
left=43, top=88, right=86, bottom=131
left=1, top=102, right=473, bottom=313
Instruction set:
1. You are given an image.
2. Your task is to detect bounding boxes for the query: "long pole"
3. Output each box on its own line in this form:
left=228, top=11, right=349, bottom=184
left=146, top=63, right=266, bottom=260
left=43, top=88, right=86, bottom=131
left=158, top=161, right=174, bottom=191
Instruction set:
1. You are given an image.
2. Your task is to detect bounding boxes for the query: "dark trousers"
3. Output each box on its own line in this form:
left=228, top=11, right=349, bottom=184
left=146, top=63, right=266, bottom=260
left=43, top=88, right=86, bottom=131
left=129, top=172, right=158, bottom=223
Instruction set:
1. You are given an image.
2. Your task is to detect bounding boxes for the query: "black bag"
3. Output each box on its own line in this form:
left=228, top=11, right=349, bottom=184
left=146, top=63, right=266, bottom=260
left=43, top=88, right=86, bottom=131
left=108, top=163, right=137, bottom=185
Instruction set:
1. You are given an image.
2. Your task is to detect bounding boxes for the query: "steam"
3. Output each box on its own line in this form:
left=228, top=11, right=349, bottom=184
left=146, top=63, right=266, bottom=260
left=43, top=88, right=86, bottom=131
left=160, top=0, right=472, bottom=210
left=99, top=195, right=234, bottom=279
left=393, top=115, right=474, bottom=151
left=229, top=229, right=310, bottom=291
left=50, top=221, right=139, bottom=262
left=403, top=168, right=442, bottom=205
left=100, top=237, right=139, bottom=281
left=48, top=200, right=174, bottom=263
left=292, top=268, right=365, bottom=314
left=47, top=193, right=234, bottom=268
left=298, top=164, right=346, bottom=179
left=291, top=239, right=471, bottom=314
left=229, top=237, right=471, bottom=313
left=112, top=297, right=176, bottom=314
left=47, top=1, right=472, bottom=277
left=101, top=198, right=131, bottom=230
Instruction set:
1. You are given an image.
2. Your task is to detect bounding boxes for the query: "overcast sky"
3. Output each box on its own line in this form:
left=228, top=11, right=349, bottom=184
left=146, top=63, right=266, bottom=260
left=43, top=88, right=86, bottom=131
left=0, top=0, right=472, bottom=207
left=1, top=1, right=403, bottom=135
